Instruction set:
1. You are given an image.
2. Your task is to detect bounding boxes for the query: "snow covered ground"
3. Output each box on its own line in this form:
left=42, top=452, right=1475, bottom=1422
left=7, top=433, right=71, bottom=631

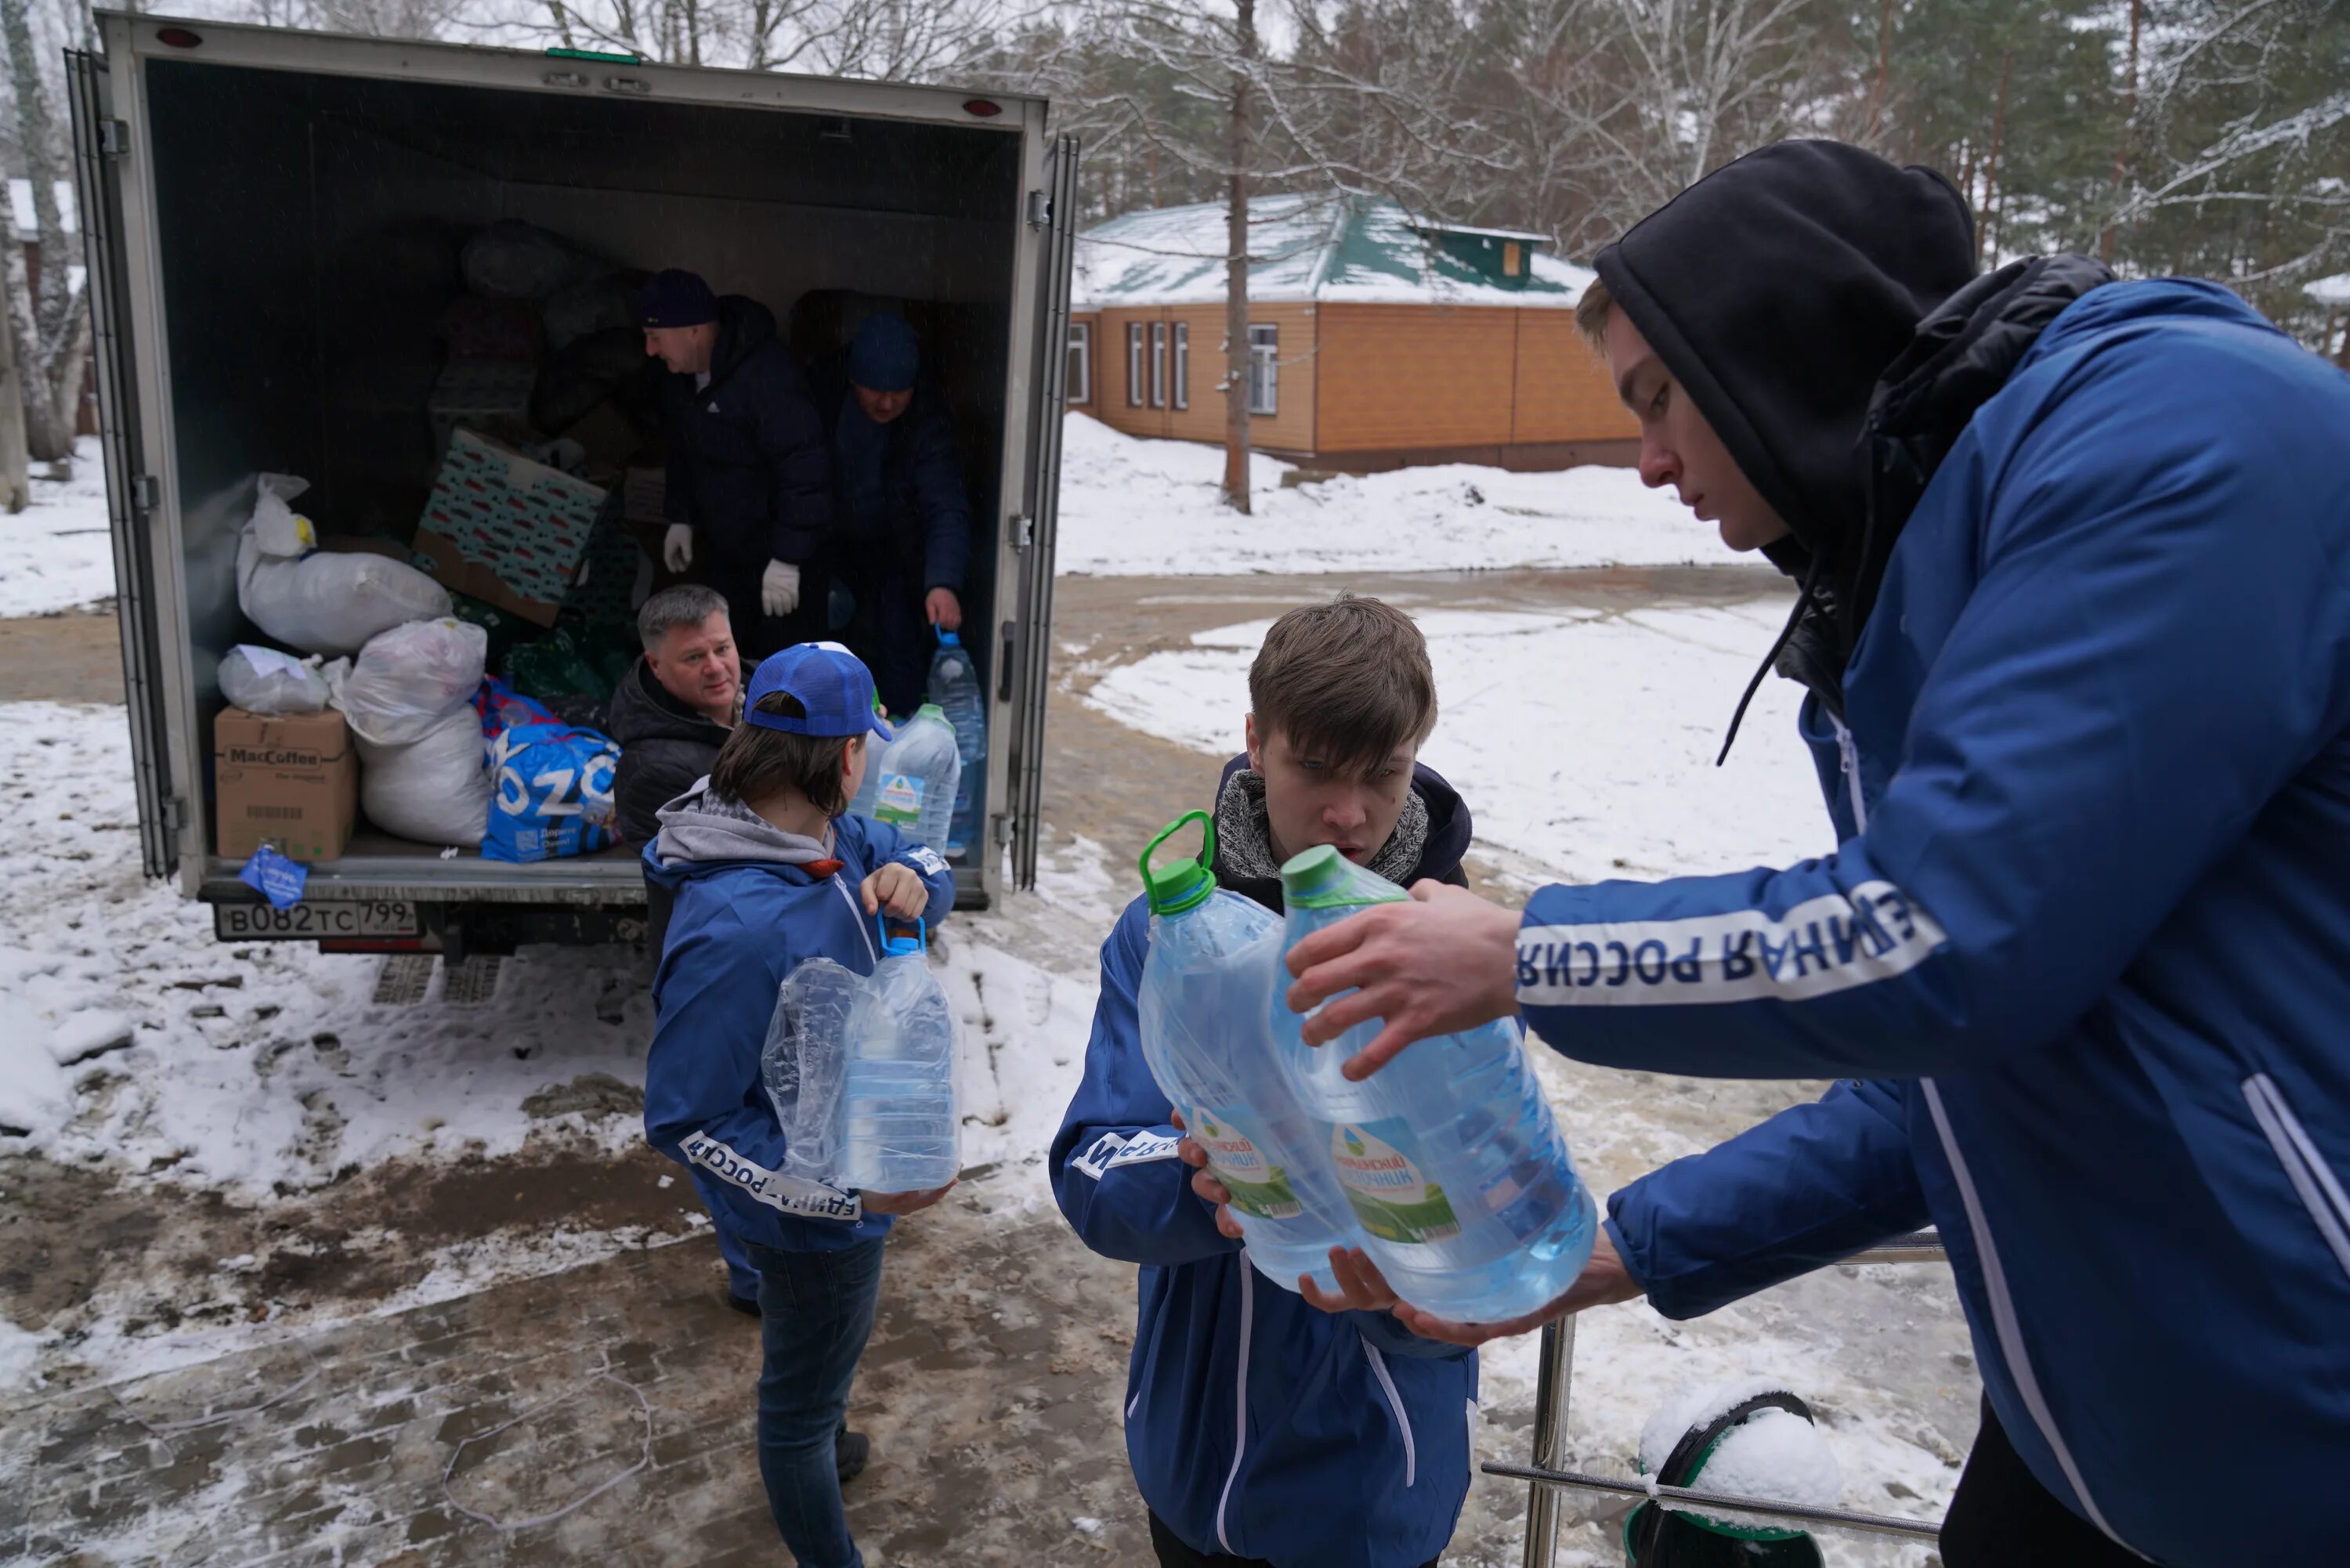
left=1086, top=600, right=1825, bottom=884
left=1055, top=411, right=1718, bottom=577
left=0, top=440, right=114, bottom=617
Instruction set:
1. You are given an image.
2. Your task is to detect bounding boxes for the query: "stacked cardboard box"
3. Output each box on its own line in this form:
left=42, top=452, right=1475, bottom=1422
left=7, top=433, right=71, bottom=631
left=215, top=707, right=358, bottom=862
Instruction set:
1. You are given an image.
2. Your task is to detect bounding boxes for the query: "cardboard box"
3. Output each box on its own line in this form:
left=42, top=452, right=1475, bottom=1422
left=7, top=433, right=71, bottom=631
left=426, top=360, right=537, bottom=453
left=413, top=428, right=609, bottom=629
left=215, top=706, right=357, bottom=863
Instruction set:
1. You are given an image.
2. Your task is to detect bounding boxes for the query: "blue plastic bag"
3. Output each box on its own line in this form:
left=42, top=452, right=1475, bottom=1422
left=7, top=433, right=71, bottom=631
left=483, top=721, right=621, bottom=863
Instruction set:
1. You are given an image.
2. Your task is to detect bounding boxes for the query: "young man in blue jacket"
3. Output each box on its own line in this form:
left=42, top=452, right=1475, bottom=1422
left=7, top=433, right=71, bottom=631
left=643, top=641, right=957, bottom=1568
left=1284, top=142, right=2350, bottom=1568
left=1051, top=596, right=1480, bottom=1568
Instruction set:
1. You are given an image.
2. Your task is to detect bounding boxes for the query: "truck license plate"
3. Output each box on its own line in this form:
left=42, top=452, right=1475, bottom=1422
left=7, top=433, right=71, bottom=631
left=215, top=899, right=421, bottom=941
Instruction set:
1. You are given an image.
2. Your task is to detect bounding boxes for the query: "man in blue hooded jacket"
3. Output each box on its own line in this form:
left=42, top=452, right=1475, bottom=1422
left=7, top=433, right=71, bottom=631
left=1053, top=596, right=1479, bottom=1568
left=643, top=641, right=958, bottom=1568
left=821, top=313, right=974, bottom=717
left=1282, top=142, right=2350, bottom=1567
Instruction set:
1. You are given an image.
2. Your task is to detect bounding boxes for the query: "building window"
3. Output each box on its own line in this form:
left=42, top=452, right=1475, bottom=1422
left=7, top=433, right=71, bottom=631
left=1173, top=322, right=1189, bottom=410
left=1248, top=323, right=1278, bottom=415
left=1127, top=323, right=1144, bottom=407
left=1150, top=321, right=1167, bottom=408
left=1066, top=322, right=1091, bottom=403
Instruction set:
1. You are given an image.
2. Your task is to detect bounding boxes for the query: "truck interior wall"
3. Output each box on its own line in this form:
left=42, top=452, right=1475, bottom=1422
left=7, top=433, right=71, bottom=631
left=142, top=56, right=1023, bottom=866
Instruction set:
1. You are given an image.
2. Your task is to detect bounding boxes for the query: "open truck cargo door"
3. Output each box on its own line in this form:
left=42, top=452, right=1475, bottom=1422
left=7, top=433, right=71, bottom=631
left=67, top=46, right=180, bottom=881
left=1003, top=134, right=1078, bottom=892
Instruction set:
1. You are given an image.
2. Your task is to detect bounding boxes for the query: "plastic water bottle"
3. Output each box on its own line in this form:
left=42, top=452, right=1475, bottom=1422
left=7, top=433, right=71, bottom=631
left=837, top=916, right=961, bottom=1192
left=927, top=632, right=987, bottom=857
left=1135, top=813, right=1362, bottom=1294
left=848, top=703, right=893, bottom=822
left=1271, top=845, right=1596, bottom=1321
left=870, top=704, right=960, bottom=851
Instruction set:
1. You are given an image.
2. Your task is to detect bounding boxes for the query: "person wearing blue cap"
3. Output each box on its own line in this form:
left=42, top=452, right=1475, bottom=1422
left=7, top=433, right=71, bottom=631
left=641, top=641, right=958, bottom=1567
left=821, top=311, right=974, bottom=716
left=642, top=269, right=834, bottom=661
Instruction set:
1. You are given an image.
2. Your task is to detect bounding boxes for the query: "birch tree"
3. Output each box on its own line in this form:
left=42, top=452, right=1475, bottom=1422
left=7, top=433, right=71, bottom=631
left=1, top=0, right=89, bottom=468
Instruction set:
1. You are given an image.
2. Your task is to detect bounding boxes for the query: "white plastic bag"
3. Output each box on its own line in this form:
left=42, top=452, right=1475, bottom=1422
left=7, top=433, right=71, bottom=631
left=334, top=619, right=487, bottom=746
left=219, top=644, right=330, bottom=716
left=356, top=706, right=488, bottom=847
left=235, top=474, right=450, bottom=656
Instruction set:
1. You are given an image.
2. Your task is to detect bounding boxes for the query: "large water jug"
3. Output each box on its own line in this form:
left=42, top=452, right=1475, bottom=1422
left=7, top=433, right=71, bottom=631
left=837, top=915, right=961, bottom=1192
left=1136, top=813, right=1363, bottom=1294
left=927, top=631, right=988, bottom=856
left=870, top=704, right=960, bottom=851
left=1272, top=845, right=1596, bottom=1321
left=848, top=732, right=886, bottom=822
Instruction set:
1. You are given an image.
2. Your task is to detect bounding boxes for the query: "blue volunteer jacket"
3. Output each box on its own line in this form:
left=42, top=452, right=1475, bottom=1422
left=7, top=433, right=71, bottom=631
left=642, top=799, right=956, bottom=1254
left=1518, top=282, right=2350, bottom=1566
left=1052, top=764, right=1480, bottom=1568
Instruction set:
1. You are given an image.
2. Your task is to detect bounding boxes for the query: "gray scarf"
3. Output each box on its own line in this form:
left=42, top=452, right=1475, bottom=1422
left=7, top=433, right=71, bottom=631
left=1213, top=768, right=1428, bottom=887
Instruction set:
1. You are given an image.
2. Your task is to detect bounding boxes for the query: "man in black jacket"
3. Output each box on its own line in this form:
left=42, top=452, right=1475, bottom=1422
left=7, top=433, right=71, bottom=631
left=608, top=583, right=741, bottom=851
left=642, top=269, right=832, bottom=660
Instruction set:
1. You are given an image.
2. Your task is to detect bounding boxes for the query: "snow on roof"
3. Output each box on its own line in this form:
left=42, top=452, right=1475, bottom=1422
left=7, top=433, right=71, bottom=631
left=1074, top=193, right=1593, bottom=311
left=2308, top=273, right=2350, bottom=307
left=8, top=179, right=78, bottom=238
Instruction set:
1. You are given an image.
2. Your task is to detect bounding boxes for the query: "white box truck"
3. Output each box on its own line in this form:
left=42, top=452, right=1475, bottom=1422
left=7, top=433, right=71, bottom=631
left=67, top=11, right=1076, bottom=958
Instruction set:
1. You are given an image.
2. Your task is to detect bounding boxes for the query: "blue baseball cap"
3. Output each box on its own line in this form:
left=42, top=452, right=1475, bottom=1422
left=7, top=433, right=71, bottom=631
left=638, top=269, right=718, bottom=329
left=743, top=642, right=895, bottom=741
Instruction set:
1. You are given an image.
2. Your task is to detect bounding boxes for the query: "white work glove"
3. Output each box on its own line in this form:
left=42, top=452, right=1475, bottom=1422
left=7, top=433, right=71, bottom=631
left=663, top=523, right=693, bottom=573
left=761, top=558, right=801, bottom=618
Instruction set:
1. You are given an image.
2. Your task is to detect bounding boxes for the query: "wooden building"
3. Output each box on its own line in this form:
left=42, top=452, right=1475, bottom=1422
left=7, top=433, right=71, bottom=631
left=1066, top=194, right=1636, bottom=472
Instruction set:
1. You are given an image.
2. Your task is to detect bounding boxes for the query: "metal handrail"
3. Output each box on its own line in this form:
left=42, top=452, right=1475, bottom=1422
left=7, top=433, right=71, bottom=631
left=1488, top=1461, right=1943, bottom=1541
left=1510, top=1230, right=1950, bottom=1566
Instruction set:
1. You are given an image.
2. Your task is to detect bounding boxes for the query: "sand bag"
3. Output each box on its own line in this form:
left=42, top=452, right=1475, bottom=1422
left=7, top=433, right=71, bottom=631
left=356, top=706, right=488, bottom=847
left=335, top=618, right=489, bottom=746
left=235, top=475, right=450, bottom=656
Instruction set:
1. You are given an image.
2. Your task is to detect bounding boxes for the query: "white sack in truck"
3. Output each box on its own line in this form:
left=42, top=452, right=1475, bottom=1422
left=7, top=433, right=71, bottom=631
left=236, top=475, right=451, bottom=655
left=218, top=644, right=334, bottom=716
left=356, top=706, right=488, bottom=847
left=334, top=618, right=488, bottom=746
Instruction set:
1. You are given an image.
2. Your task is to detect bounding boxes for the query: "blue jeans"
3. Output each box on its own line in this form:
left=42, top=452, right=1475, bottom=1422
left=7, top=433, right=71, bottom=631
left=715, top=1211, right=758, bottom=1301
left=745, top=1236, right=888, bottom=1568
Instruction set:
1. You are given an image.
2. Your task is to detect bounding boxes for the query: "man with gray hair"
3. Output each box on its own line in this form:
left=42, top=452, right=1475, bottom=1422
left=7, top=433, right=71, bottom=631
left=609, top=583, right=742, bottom=851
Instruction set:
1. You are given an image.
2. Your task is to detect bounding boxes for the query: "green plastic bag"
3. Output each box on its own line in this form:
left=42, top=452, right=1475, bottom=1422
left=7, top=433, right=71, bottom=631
left=449, top=593, right=528, bottom=670
left=504, top=627, right=611, bottom=708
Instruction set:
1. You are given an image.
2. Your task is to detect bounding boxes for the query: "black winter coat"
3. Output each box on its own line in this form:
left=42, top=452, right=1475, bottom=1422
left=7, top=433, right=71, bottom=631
left=821, top=374, right=974, bottom=594
left=661, top=298, right=832, bottom=581
left=606, top=659, right=731, bottom=847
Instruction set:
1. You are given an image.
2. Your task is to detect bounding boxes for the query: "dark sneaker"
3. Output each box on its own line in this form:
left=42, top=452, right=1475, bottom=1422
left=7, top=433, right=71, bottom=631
left=835, top=1429, right=871, bottom=1484
left=726, top=1289, right=761, bottom=1317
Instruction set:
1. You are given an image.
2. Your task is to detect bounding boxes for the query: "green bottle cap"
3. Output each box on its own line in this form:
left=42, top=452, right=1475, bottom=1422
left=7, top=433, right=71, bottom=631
left=1140, top=811, right=1219, bottom=917
left=915, top=701, right=952, bottom=735
left=1279, top=844, right=1409, bottom=909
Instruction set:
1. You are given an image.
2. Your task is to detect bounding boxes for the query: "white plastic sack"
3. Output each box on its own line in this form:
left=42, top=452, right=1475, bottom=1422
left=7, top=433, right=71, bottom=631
left=335, top=618, right=487, bottom=746
left=356, top=706, right=488, bottom=847
left=219, top=644, right=331, bottom=716
left=235, top=474, right=450, bottom=656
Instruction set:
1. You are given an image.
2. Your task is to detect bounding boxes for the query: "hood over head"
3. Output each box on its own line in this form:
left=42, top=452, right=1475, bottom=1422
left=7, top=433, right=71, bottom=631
left=648, top=780, right=832, bottom=883
left=1593, top=141, right=1977, bottom=575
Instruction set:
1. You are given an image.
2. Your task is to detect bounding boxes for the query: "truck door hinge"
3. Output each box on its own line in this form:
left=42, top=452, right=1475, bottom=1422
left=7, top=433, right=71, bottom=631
left=162, top=796, right=187, bottom=833
left=1026, top=190, right=1050, bottom=230
left=992, top=814, right=1013, bottom=847
left=132, top=474, right=160, bottom=513
left=1010, top=511, right=1033, bottom=551
left=99, top=119, right=130, bottom=158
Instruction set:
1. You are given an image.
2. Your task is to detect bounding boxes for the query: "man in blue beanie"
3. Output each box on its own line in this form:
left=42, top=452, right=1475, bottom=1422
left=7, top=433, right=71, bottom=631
left=642, top=269, right=833, bottom=661
left=820, top=312, right=974, bottom=717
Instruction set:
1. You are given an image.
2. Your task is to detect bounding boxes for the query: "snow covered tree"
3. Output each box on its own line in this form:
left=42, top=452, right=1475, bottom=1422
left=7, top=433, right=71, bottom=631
left=1, top=0, right=90, bottom=469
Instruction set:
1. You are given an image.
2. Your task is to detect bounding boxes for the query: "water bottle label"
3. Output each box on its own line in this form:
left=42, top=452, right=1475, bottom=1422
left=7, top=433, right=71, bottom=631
left=1330, top=1118, right=1461, bottom=1245
left=874, top=771, right=925, bottom=827
left=1191, top=1104, right=1303, bottom=1220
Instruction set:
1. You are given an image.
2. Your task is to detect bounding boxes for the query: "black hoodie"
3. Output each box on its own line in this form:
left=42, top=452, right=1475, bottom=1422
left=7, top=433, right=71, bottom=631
left=1593, top=140, right=2110, bottom=732
left=1206, top=753, right=1473, bottom=913
left=606, top=658, right=732, bottom=847
left=660, top=295, right=833, bottom=580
